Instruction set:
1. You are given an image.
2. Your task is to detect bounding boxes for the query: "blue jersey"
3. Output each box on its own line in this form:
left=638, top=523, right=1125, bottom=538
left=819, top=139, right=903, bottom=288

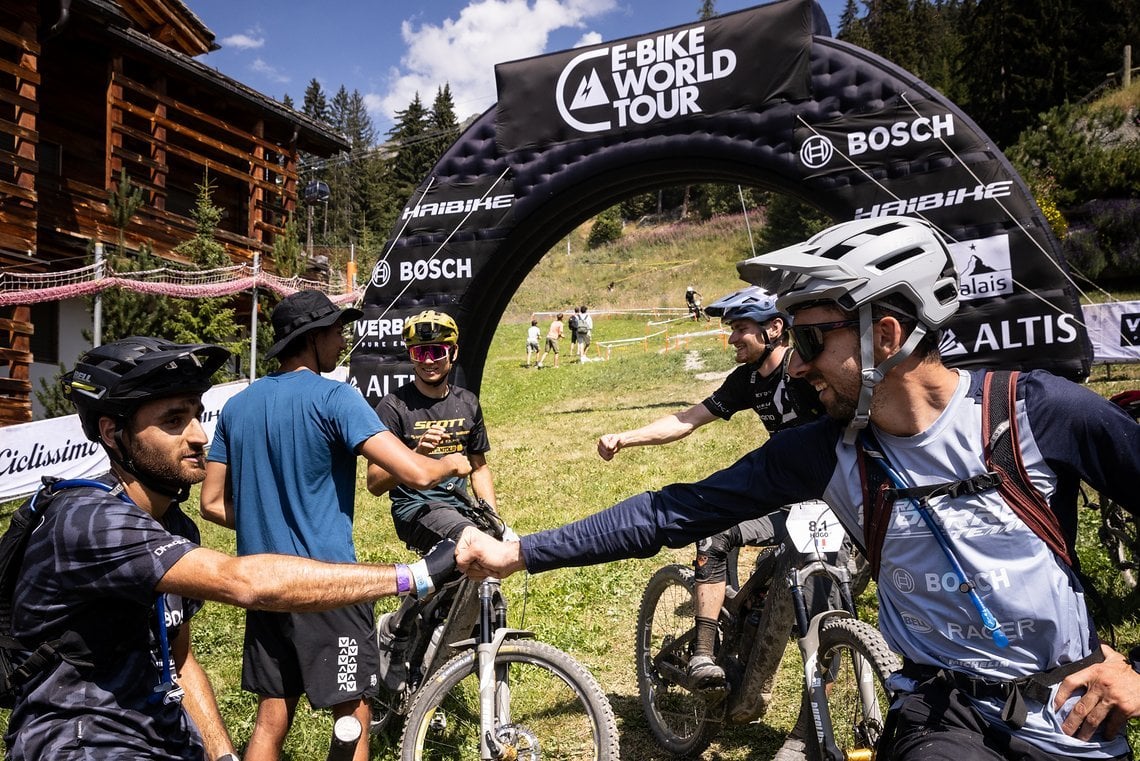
left=208, top=370, right=384, bottom=561
left=521, top=369, right=1140, bottom=758
left=6, top=475, right=201, bottom=760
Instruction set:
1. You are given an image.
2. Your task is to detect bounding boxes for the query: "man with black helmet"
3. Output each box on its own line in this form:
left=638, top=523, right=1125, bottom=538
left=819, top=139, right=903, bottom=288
left=459, top=217, right=1140, bottom=761
left=201, top=291, right=470, bottom=761
left=4, top=336, right=460, bottom=761
left=366, top=309, right=505, bottom=692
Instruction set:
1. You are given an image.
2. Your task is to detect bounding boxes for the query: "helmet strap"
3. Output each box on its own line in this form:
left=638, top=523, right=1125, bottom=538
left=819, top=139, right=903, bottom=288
left=843, top=306, right=928, bottom=444
left=109, top=426, right=191, bottom=503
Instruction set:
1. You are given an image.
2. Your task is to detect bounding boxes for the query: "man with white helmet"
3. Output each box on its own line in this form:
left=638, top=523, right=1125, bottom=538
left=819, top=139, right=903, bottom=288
left=458, top=216, right=1140, bottom=760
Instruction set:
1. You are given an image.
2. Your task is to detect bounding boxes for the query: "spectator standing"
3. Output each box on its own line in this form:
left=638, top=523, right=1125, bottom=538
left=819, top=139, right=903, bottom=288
left=567, top=307, right=581, bottom=359
left=201, top=290, right=469, bottom=761
left=576, top=305, right=594, bottom=361
left=525, top=318, right=540, bottom=367
left=537, top=312, right=564, bottom=369
left=4, top=337, right=458, bottom=761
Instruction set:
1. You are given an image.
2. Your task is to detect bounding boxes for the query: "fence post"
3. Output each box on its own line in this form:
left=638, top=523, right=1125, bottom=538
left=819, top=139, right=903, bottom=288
left=93, top=241, right=104, bottom=348
left=1125, top=45, right=1132, bottom=89
left=249, top=252, right=259, bottom=382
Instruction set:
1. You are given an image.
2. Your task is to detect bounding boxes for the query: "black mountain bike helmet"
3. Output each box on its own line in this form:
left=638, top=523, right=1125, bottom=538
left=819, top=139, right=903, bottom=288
left=63, top=337, right=230, bottom=441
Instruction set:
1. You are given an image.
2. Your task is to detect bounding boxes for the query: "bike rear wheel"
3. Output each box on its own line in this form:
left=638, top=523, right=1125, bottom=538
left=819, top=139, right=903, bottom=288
left=807, top=617, right=900, bottom=761
left=399, top=639, right=619, bottom=760
left=636, top=564, right=722, bottom=757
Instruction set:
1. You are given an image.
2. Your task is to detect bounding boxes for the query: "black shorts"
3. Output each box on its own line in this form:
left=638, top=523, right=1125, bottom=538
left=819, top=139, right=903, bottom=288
left=242, top=602, right=379, bottom=707
left=394, top=502, right=476, bottom=555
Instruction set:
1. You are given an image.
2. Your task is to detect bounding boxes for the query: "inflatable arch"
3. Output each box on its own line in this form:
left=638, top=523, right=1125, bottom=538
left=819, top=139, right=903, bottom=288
left=352, top=0, right=1089, bottom=402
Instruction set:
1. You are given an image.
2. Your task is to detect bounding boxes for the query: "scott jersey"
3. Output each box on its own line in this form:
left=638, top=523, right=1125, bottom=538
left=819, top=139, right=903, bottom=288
left=701, top=355, right=824, bottom=434
left=520, top=369, right=1140, bottom=759
left=374, top=382, right=490, bottom=523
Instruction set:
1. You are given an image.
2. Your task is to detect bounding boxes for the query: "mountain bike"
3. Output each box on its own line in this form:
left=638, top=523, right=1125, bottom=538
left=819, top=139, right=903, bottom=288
left=636, top=500, right=898, bottom=760
left=1095, top=389, right=1140, bottom=591
left=371, top=486, right=621, bottom=760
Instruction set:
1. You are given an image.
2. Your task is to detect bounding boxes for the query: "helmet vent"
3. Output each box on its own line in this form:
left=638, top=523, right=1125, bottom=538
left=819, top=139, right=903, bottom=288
left=877, top=247, right=926, bottom=271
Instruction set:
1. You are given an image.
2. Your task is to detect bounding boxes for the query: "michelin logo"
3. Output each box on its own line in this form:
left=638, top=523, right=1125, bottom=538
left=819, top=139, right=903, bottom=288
left=557, top=26, right=736, bottom=132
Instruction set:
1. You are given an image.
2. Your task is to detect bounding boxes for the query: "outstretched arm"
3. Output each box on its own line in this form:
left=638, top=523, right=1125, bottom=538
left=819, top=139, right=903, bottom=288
left=199, top=461, right=234, bottom=528
left=597, top=404, right=717, bottom=461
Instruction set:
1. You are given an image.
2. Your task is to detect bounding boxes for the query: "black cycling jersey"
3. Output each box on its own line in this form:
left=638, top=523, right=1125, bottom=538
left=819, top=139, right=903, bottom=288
left=375, top=382, right=490, bottom=524
left=701, top=353, right=824, bottom=434
left=5, top=473, right=203, bottom=761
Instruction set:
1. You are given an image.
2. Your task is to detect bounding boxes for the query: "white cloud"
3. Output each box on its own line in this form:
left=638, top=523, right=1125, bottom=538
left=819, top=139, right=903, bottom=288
left=370, top=0, right=617, bottom=127
left=251, top=58, right=290, bottom=84
left=221, top=30, right=265, bottom=51
left=574, top=31, right=603, bottom=47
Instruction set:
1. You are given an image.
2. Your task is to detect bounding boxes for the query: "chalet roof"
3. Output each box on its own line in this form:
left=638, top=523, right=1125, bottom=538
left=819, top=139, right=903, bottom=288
left=101, top=25, right=350, bottom=155
left=115, top=0, right=219, bottom=57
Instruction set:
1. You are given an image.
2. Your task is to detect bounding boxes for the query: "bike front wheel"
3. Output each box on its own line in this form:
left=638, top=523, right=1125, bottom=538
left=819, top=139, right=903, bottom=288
left=636, top=564, right=722, bottom=757
left=807, top=617, right=900, bottom=761
left=399, top=639, right=619, bottom=760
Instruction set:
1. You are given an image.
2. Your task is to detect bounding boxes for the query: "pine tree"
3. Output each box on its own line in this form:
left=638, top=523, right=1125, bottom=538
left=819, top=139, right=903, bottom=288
left=863, top=0, right=918, bottom=74
left=302, top=79, right=330, bottom=124
left=837, top=0, right=871, bottom=48
left=698, top=0, right=717, bottom=21
left=428, top=84, right=460, bottom=165
left=386, top=93, right=433, bottom=208
left=282, top=93, right=294, bottom=109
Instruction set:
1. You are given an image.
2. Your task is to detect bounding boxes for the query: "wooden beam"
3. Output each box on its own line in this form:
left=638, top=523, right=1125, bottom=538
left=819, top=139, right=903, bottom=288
left=150, top=76, right=167, bottom=210
left=106, top=57, right=124, bottom=188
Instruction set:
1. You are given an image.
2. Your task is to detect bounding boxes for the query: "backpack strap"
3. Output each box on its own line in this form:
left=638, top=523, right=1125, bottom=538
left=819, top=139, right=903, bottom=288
left=981, top=371, right=1073, bottom=567
left=857, top=432, right=896, bottom=580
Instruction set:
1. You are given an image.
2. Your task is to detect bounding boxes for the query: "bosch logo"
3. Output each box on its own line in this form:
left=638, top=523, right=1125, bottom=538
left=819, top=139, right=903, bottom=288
left=400, top=257, right=472, bottom=283
left=370, top=260, right=391, bottom=288
left=891, top=568, right=915, bottom=594
left=847, top=114, right=955, bottom=156
left=556, top=26, right=736, bottom=133
left=799, top=135, right=834, bottom=169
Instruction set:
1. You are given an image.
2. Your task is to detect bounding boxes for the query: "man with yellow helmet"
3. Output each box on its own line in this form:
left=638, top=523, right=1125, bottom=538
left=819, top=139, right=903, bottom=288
left=367, top=309, right=504, bottom=692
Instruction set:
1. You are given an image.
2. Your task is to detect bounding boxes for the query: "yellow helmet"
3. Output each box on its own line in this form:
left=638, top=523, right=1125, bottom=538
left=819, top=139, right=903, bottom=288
left=403, top=310, right=459, bottom=347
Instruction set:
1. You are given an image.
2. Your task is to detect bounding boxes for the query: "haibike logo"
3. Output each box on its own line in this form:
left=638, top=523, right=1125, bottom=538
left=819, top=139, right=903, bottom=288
left=949, top=234, right=1013, bottom=302
left=556, top=26, right=736, bottom=132
left=847, top=114, right=955, bottom=156
left=854, top=181, right=1013, bottom=219
left=401, top=194, right=514, bottom=221
left=370, top=258, right=473, bottom=288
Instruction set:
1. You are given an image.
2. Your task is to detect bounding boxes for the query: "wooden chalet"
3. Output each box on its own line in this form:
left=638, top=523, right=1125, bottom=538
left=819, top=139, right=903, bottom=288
left=0, top=0, right=350, bottom=424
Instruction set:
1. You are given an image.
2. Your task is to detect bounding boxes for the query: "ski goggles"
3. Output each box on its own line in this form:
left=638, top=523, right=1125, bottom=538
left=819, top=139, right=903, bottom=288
left=787, top=319, right=860, bottom=362
left=408, top=343, right=452, bottom=363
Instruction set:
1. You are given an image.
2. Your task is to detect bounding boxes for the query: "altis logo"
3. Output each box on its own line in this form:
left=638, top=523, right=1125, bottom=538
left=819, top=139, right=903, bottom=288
left=556, top=26, right=736, bottom=133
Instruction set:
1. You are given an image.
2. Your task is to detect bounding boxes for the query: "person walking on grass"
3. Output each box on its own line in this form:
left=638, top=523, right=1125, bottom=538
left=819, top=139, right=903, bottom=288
left=537, top=312, right=564, bottom=369
left=525, top=318, right=541, bottom=367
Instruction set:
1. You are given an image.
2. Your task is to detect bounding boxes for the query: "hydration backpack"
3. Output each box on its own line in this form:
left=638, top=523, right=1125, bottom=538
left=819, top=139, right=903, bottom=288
left=568, top=313, right=579, bottom=335
left=857, top=370, right=1070, bottom=579
left=0, top=478, right=125, bottom=707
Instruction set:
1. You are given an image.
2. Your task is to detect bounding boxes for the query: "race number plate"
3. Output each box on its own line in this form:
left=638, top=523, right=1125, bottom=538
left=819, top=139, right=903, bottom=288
left=785, top=500, right=842, bottom=554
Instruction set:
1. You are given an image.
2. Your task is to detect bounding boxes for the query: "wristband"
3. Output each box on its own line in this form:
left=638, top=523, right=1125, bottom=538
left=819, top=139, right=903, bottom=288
left=394, top=564, right=412, bottom=596
left=409, top=558, right=432, bottom=598
left=216, top=754, right=240, bottom=761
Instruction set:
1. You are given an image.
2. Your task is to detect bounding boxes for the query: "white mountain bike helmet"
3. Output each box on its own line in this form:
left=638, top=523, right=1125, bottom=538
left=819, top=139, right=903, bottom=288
left=736, top=216, right=959, bottom=439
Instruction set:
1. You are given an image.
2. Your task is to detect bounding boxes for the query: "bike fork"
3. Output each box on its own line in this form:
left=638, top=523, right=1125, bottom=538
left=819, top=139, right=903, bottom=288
left=474, top=578, right=534, bottom=761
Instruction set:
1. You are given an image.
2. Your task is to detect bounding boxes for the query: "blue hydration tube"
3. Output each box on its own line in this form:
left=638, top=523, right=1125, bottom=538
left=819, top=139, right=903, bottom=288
left=859, top=432, right=1009, bottom=649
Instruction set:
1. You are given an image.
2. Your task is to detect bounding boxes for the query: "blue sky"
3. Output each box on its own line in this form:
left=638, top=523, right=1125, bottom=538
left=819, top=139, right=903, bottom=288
left=184, top=0, right=846, bottom=134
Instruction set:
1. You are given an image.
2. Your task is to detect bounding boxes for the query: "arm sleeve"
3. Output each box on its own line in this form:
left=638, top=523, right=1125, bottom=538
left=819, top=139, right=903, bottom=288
left=329, top=383, right=385, bottom=453
left=701, top=365, right=751, bottom=420
left=520, top=419, right=839, bottom=573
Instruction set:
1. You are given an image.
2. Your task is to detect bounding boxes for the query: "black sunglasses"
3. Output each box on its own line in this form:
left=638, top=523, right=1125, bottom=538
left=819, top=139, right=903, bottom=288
left=788, top=319, right=860, bottom=362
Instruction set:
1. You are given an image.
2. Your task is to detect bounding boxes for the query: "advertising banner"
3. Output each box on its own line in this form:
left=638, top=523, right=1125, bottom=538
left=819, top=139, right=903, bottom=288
left=0, top=380, right=248, bottom=503
left=1083, top=301, right=1140, bottom=364
left=494, top=0, right=812, bottom=152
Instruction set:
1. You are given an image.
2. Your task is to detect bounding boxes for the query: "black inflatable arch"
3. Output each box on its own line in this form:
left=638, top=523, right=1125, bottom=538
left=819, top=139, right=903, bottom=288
left=352, top=0, right=1089, bottom=402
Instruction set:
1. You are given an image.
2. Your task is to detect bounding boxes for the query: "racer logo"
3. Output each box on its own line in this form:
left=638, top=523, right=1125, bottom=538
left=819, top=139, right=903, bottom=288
left=556, top=26, right=737, bottom=133
left=1121, top=313, right=1140, bottom=347
left=948, top=234, right=1013, bottom=302
left=847, top=114, right=955, bottom=156
left=854, top=180, right=1014, bottom=219
left=891, top=568, right=916, bottom=594
left=799, top=134, right=834, bottom=169
left=371, top=259, right=391, bottom=288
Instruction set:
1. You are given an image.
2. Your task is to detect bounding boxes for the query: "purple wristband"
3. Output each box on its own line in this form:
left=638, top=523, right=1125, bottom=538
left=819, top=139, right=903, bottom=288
left=395, top=564, right=412, bottom=595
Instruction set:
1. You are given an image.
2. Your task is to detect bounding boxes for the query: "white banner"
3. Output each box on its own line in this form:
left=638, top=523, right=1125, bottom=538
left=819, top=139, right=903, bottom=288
left=1082, top=301, right=1140, bottom=364
left=0, top=380, right=248, bottom=503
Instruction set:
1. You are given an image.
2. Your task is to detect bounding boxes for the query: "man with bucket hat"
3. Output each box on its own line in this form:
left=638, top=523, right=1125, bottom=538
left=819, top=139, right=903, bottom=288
left=202, top=289, right=471, bottom=761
